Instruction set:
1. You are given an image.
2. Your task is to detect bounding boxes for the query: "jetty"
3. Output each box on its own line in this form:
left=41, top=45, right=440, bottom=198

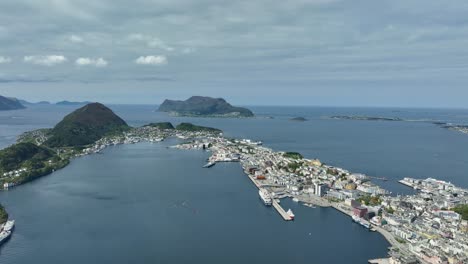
left=272, top=199, right=292, bottom=221
left=247, top=175, right=292, bottom=221
left=368, top=258, right=390, bottom=264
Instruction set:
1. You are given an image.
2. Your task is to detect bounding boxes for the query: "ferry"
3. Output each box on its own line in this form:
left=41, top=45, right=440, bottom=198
left=202, top=162, right=215, bottom=168
left=287, top=209, right=295, bottom=220
left=0, top=230, right=11, bottom=245
left=259, top=188, right=272, bottom=206
left=3, top=220, right=15, bottom=232
left=352, top=215, right=370, bottom=229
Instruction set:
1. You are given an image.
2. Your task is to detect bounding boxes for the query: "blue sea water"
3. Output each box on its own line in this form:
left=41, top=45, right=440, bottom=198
left=0, top=104, right=468, bottom=263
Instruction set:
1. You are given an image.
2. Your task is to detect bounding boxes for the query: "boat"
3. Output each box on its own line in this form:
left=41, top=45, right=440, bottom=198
left=3, top=220, right=14, bottom=232
left=302, top=203, right=316, bottom=208
left=259, top=188, right=272, bottom=206
left=202, top=162, right=215, bottom=168
left=352, top=215, right=370, bottom=229
left=286, top=209, right=295, bottom=220
left=0, top=230, right=11, bottom=245
left=292, top=197, right=299, bottom=202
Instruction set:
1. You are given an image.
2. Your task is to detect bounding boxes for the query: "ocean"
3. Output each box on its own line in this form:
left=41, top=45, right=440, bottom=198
left=0, top=104, right=468, bottom=263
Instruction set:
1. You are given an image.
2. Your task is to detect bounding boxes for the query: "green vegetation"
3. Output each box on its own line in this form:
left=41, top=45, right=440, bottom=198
left=453, top=204, right=468, bottom=220
left=283, top=152, right=303, bottom=160
left=360, top=195, right=382, bottom=206
left=45, top=103, right=130, bottom=147
left=159, top=96, right=254, bottom=117
left=0, top=204, right=8, bottom=224
left=143, top=122, right=174, bottom=129
left=0, top=142, right=69, bottom=186
left=385, top=207, right=395, bottom=214
left=175, top=123, right=222, bottom=133
left=0, top=142, right=55, bottom=172
left=395, top=238, right=407, bottom=244
left=287, top=162, right=303, bottom=172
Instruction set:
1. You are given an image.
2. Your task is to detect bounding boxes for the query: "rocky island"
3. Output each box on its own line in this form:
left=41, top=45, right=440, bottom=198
left=290, top=117, right=308, bottom=122
left=158, top=96, right=254, bottom=117
left=0, top=95, right=26, bottom=111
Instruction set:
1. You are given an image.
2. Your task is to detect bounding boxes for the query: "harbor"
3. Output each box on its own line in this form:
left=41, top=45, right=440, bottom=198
left=175, top=136, right=468, bottom=263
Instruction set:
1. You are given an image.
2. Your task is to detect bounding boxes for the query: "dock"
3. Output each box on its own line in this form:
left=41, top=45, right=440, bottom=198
left=368, top=258, right=390, bottom=264
left=247, top=175, right=292, bottom=221
left=272, top=199, right=292, bottom=221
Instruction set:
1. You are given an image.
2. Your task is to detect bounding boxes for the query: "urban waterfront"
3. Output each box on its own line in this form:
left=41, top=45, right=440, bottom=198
left=1, top=105, right=468, bottom=263
left=0, top=141, right=390, bottom=263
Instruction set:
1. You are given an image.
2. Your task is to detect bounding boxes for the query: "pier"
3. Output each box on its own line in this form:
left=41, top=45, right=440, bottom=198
left=272, top=199, right=292, bottom=221
left=247, top=175, right=292, bottom=221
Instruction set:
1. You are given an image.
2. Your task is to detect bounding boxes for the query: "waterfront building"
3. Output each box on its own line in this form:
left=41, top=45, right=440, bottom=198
left=353, top=206, right=368, bottom=218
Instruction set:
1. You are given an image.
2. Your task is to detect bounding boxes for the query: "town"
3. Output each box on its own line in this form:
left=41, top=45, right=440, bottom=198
left=176, top=136, right=468, bottom=264
left=2, top=125, right=467, bottom=263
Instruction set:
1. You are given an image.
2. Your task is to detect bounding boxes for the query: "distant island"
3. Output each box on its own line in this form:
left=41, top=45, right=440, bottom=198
left=290, top=117, right=308, bottom=122
left=158, top=96, right=254, bottom=117
left=56, top=100, right=92, bottom=106
left=0, top=95, right=26, bottom=111
left=330, top=116, right=403, bottom=122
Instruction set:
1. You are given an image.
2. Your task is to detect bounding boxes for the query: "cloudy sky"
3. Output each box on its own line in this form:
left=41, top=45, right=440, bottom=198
left=0, top=0, right=467, bottom=107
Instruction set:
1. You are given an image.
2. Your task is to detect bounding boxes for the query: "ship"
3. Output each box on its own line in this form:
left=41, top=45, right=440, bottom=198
left=3, top=220, right=15, bottom=232
left=287, top=209, right=295, bottom=220
left=259, top=188, right=272, bottom=206
left=0, top=230, right=11, bottom=245
left=352, top=215, right=370, bottom=229
left=202, top=162, right=215, bottom=168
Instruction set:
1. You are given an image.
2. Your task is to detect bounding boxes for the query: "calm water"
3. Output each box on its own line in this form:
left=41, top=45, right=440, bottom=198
left=1, top=104, right=468, bottom=263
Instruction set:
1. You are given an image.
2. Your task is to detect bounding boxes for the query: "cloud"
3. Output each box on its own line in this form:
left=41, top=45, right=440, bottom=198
left=69, top=35, right=84, bottom=43
left=75, top=57, right=108, bottom=67
left=181, top=47, right=195, bottom=54
left=135, top=55, right=168, bottom=65
left=24, top=55, right=68, bottom=66
left=0, top=56, right=11, bottom=64
left=128, top=34, right=174, bottom=51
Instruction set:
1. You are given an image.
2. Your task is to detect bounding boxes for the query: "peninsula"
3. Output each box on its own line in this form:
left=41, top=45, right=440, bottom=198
left=158, top=96, right=254, bottom=117
left=0, top=96, right=25, bottom=111
left=0, top=103, right=223, bottom=189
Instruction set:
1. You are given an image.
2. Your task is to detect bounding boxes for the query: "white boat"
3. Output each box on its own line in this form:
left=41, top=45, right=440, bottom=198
left=0, top=230, right=11, bottom=245
left=202, top=162, right=215, bottom=168
left=259, top=188, right=272, bottom=206
left=287, top=209, right=295, bottom=220
left=292, top=197, right=299, bottom=202
left=3, top=220, right=14, bottom=232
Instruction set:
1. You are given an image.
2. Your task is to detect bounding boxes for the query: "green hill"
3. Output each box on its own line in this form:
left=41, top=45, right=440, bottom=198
left=0, top=95, right=26, bottom=111
left=0, top=142, right=55, bottom=173
left=143, top=122, right=175, bottom=129
left=158, top=96, right=254, bottom=117
left=175, top=123, right=222, bottom=133
left=45, top=103, right=130, bottom=147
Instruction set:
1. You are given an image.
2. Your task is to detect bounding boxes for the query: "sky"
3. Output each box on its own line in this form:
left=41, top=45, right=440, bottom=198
left=0, top=0, right=468, bottom=107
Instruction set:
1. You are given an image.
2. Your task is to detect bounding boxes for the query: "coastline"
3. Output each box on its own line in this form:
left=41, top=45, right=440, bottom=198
left=1, top=123, right=466, bottom=263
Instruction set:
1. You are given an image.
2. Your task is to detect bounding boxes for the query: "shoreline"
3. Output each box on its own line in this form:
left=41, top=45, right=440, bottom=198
left=1, top=126, right=466, bottom=262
